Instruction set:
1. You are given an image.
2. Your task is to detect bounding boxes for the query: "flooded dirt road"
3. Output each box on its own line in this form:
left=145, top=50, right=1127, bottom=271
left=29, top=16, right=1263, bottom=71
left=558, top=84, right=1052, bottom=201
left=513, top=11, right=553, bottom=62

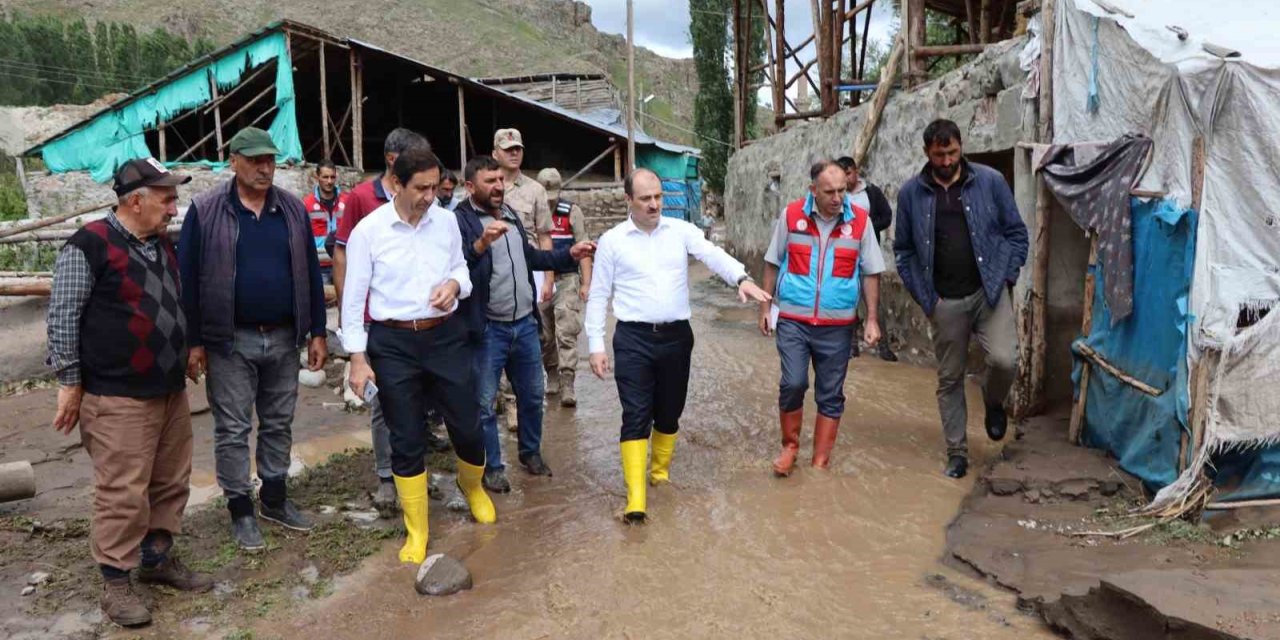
left=254, top=265, right=1055, bottom=640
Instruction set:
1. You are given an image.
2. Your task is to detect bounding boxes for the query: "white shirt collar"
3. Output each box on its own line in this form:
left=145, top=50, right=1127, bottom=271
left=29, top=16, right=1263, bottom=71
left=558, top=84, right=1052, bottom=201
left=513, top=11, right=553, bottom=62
left=623, top=214, right=669, bottom=235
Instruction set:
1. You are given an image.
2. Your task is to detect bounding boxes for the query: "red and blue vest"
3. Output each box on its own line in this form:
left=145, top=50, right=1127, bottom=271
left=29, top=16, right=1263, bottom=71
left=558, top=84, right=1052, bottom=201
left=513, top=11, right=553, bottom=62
left=775, top=195, right=869, bottom=326
left=549, top=199, right=578, bottom=275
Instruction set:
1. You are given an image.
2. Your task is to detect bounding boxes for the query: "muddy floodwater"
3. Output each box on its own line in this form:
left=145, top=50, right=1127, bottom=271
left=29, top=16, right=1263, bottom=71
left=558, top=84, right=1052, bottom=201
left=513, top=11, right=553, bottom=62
left=240, top=266, right=1053, bottom=640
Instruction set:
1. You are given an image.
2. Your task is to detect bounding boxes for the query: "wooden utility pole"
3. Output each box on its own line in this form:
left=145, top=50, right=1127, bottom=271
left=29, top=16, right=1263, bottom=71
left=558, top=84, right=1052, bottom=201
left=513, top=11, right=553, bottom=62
left=732, top=0, right=744, bottom=147
left=626, top=0, right=636, bottom=171
left=319, top=42, right=330, bottom=160
left=1030, top=0, right=1056, bottom=416
left=774, top=0, right=786, bottom=128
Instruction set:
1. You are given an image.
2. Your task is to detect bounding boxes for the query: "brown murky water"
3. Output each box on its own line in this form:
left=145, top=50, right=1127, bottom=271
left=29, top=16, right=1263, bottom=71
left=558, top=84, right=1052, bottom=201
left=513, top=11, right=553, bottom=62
left=256, top=266, right=1055, bottom=639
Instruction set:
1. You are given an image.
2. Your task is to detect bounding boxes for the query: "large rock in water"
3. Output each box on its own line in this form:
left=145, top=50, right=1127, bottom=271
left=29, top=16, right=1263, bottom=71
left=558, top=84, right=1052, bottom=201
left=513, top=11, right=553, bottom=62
left=414, top=554, right=472, bottom=596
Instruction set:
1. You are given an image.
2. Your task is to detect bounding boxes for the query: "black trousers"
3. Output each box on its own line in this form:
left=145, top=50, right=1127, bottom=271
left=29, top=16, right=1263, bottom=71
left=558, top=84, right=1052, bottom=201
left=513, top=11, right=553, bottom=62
left=367, top=317, right=485, bottom=475
left=613, top=321, right=695, bottom=442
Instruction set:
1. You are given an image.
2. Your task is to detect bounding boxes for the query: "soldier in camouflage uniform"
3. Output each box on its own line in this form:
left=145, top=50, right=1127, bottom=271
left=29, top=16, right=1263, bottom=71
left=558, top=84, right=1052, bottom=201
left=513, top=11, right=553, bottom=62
left=536, top=168, right=593, bottom=407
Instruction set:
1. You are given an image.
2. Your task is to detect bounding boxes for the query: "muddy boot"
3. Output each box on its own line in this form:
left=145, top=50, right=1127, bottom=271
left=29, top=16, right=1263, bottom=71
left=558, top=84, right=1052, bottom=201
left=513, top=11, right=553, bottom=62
left=877, top=341, right=899, bottom=362
left=559, top=370, right=577, bottom=407
left=649, top=431, right=678, bottom=485
left=811, top=414, right=841, bottom=469
left=101, top=576, right=151, bottom=627
left=393, top=472, right=429, bottom=564
left=456, top=459, right=497, bottom=524
left=137, top=556, right=214, bottom=593
left=620, top=439, right=648, bottom=524
left=372, top=477, right=399, bottom=518
left=544, top=366, right=560, bottom=396
left=944, top=455, right=968, bottom=479
left=772, top=409, right=804, bottom=477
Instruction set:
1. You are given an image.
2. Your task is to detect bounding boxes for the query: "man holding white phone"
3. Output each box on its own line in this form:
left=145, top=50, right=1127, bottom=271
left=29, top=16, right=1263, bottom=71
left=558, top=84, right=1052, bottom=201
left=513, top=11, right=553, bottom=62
left=340, top=145, right=495, bottom=568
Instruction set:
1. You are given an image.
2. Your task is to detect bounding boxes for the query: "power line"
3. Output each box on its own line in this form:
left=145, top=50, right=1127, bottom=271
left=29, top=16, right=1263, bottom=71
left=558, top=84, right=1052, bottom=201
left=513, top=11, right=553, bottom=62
left=638, top=111, right=732, bottom=149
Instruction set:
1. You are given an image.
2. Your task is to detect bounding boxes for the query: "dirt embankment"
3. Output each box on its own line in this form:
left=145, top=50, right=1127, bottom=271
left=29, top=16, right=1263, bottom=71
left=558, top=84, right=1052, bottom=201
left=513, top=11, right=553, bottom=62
left=946, top=415, right=1280, bottom=640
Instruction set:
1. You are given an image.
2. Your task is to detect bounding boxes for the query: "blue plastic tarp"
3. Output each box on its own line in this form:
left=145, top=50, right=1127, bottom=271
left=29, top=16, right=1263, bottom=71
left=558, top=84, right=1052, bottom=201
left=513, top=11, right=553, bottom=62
left=1079, top=198, right=1196, bottom=492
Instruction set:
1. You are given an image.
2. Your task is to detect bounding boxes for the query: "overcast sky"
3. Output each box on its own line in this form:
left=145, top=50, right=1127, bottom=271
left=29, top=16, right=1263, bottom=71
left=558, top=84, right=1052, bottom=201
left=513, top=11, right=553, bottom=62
left=581, top=0, right=898, bottom=62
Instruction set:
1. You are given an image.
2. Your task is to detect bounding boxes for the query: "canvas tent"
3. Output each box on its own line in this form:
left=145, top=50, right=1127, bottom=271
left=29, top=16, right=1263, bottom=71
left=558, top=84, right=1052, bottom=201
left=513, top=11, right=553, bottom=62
left=1031, top=0, right=1280, bottom=510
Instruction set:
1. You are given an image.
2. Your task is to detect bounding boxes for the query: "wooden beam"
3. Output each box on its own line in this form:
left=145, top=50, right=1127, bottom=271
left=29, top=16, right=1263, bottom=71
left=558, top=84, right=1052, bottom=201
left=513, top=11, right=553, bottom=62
left=563, top=143, right=620, bottom=188
left=785, top=58, right=820, bottom=89
left=320, top=42, right=330, bottom=160
left=613, top=144, right=622, bottom=182
left=913, top=43, right=990, bottom=57
left=771, top=0, right=785, bottom=125
left=173, top=84, right=278, bottom=163
left=457, top=85, right=468, bottom=171
left=1180, top=349, right=1214, bottom=472
left=843, top=0, right=874, bottom=20
left=965, top=0, right=980, bottom=44
left=849, top=0, right=859, bottom=106
left=1068, top=232, right=1099, bottom=444
left=980, top=0, right=992, bottom=43
left=905, top=0, right=926, bottom=86
left=209, top=74, right=225, bottom=162
left=0, top=280, right=50, bottom=297
left=733, top=0, right=744, bottom=148
left=1072, top=341, right=1162, bottom=396
left=858, top=1, right=873, bottom=84
left=779, top=109, right=826, bottom=121
left=1027, top=0, right=1057, bottom=416
left=0, top=201, right=114, bottom=240
left=852, top=32, right=904, bottom=166
left=1191, top=136, right=1205, bottom=210
left=351, top=49, right=364, bottom=171
left=158, top=123, right=167, bottom=162
left=199, top=62, right=274, bottom=117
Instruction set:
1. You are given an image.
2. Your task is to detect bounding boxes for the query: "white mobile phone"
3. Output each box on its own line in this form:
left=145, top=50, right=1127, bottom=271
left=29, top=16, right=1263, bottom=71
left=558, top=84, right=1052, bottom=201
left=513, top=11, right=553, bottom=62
left=363, top=380, right=379, bottom=404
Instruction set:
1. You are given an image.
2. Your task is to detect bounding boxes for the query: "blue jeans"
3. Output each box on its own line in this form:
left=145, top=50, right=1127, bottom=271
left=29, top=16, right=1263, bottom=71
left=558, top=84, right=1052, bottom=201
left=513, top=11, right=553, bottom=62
left=476, top=314, right=545, bottom=471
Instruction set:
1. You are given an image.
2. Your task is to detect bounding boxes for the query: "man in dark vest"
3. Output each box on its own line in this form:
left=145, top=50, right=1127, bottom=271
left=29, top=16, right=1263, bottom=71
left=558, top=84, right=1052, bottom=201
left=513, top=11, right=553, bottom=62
left=48, top=158, right=213, bottom=627
left=535, top=168, right=593, bottom=407
left=178, top=127, right=328, bottom=550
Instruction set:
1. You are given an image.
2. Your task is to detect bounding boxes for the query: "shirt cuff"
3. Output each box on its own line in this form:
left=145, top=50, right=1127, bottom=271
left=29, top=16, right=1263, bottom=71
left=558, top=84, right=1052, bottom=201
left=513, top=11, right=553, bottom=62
left=56, top=366, right=81, bottom=386
left=341, top=326, right=368, bottom=354
left=588, top=335, right=606, bottom=354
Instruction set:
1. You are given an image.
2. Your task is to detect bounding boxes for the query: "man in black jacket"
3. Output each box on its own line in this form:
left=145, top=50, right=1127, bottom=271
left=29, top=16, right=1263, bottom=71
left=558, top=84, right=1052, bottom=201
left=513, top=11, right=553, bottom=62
left=836, top=156, right=897, bottom=361
left=453, top=156, right=595, bottom=493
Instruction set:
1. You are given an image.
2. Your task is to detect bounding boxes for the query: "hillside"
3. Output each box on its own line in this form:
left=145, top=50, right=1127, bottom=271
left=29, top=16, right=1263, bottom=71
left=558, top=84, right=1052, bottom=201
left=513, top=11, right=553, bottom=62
left=4, top=0, right=697, bottom=145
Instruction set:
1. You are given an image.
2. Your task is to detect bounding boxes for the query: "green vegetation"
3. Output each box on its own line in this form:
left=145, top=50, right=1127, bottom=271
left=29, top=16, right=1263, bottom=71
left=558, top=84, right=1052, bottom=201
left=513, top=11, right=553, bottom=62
left=0, top=13, right=216, bottom=106
left=689, top=0, right=733, bottom=195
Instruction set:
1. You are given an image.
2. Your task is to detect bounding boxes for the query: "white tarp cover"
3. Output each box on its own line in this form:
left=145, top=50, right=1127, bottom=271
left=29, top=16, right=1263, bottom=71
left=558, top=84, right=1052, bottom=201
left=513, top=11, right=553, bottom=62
left=1051, top=0, right=1280, bottom=508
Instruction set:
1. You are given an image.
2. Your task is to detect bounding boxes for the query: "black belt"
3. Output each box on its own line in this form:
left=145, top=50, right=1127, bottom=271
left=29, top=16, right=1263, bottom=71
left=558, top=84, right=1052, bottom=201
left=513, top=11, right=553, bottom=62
left=618, top=320, right=690, bottom=333
left=237, top=322, right=292, bottom=333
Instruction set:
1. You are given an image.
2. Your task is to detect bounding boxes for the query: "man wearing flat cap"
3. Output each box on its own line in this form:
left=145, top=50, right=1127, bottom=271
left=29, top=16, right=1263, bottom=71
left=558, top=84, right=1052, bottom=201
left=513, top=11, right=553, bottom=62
left=178, top=127, right=328, bottom=551
left=48, top=157, right=213, bottom=627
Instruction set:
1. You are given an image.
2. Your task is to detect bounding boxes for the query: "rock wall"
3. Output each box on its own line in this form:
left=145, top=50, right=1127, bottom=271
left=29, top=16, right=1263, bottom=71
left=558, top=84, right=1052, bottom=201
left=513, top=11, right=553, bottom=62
left=724, top=38, right=1032, bottom=360
left=562, top=186, right=628, bottom=238
left=18, top=164, right=366, bottom=220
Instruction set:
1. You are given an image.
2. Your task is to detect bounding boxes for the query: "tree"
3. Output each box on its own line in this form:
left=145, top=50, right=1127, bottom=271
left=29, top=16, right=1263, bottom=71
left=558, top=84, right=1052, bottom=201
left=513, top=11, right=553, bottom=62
left=741, top=4, right=767, bottom=140
left=689, top=0, right=733, bottom=195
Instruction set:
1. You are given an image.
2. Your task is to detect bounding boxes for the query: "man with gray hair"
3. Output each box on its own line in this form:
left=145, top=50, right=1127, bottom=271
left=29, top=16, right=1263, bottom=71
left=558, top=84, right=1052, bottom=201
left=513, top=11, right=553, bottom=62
left=49, top=158, right=213, bottom=626
left=179, top=127, right=328, bottom=550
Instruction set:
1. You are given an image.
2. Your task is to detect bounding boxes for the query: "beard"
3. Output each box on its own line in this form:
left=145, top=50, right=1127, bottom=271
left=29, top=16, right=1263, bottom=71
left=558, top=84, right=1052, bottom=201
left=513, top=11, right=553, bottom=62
left=931, top=162, right=959, bottom=181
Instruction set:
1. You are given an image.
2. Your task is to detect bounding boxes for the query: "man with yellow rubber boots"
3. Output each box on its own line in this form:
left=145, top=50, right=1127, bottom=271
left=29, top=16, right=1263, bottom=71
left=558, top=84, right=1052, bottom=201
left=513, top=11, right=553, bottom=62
left=341, top=144, right=495, bottom=566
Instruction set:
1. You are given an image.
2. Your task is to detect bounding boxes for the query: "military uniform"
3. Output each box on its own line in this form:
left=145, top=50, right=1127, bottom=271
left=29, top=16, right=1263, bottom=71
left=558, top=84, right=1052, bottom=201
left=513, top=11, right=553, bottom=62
left=539, top=197, right=589, bottom=404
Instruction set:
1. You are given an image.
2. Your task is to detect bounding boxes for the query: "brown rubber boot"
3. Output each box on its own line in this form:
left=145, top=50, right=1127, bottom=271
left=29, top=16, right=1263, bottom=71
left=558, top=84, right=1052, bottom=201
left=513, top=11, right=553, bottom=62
left=137, top=556, right=215, bottom=593
left=101, top=577, right=151, bottom=627
left=559, top=370, right=576, bottom=407
left=811, top=414, right=842, bottom=469
left=772, top=409, right=804, bottom=477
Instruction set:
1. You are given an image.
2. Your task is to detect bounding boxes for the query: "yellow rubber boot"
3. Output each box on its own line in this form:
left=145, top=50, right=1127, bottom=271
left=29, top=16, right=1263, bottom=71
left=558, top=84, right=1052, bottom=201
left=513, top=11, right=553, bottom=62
left=393, top=473, right=429, bottom=564
left=620, top=439, right=649, bottom=524
left=455, top=459, right=497, bottom=524
left=649, top=431, right=678, bottom=486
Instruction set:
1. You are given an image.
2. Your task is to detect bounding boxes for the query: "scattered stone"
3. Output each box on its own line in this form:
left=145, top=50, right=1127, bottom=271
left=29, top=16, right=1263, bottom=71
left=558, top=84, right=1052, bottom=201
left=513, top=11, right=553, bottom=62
left=21, top=585, right=35, bottom=596
left=345, top=510, right=379, bottom=523
left=212, top=581, right=236, bottom=597
left=414, top=554, right=473, bottom=596
left=299, top=564, right=320, bottom=585
left=299, top=368, right=327, bottom=388
left=318, top=505, right=337, bottom=515
left=27, top=571, right=50, bottom=585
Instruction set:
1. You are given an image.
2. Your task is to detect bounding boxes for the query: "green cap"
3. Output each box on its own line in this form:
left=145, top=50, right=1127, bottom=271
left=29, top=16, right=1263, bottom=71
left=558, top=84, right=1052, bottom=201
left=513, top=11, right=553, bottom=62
left=227, top=127, right=280, bottom=157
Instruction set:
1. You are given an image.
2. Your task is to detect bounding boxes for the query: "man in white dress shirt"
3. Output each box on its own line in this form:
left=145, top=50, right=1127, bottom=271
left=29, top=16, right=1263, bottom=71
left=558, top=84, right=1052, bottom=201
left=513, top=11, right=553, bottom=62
left=341, top=146, right=496, bottom=568
left=586, top=169, right=771, bottom=524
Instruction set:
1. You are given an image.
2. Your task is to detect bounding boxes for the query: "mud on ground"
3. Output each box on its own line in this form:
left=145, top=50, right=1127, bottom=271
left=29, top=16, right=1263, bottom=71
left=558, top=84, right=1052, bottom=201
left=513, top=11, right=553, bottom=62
left=0, top=448, right=438, bottom=639
left=947, top=415, right=1280, bottom=640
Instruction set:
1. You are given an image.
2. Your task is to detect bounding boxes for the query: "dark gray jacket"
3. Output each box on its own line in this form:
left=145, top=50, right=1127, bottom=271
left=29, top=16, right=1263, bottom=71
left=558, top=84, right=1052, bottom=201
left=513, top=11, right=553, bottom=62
left=178, top=179, right=321, bottom=350
left=893, top=160, right=1028, bottom=316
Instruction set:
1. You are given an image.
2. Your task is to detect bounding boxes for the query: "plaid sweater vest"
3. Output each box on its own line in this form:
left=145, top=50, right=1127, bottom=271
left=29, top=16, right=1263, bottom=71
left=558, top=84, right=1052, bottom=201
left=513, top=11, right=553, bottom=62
left=68, top=220, right=187, bottom=398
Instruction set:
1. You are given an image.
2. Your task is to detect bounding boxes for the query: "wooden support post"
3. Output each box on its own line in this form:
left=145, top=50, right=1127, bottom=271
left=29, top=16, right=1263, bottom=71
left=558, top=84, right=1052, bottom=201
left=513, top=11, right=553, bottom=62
left=209, top=74, right=225, bottom=162
left=1068, top=232, right=1099, bottom=444
left=1029, top=0, right=1056, bottom=417
left=1178, top=136, right=1210, bottom=469
left=0, top=201, right=114, bottom=240
left=913, top=43, right=991, bottom=57
left=852, top=32, right=903, bottom=167
left=980, top=0, right=992, bottom=43
left=351, top=49, right=364, bottom=171
left=858, top=1, right=873, bottom=81
left=320, top=42, right=331, bottom=160
left=831, top=0, right=843, bottom=113
left=158, top=123, right=167, bottom=162
left=0, top=279, right=52, bottom=296
left=1191, top=136, right=1205, bottom=209
left=965, top=0, right=980, bottom=43
left=613, top=145, right=623, bottom=181
left=774, top=0, right=787, bottom=127
left=457, top=84, right=468, bottom=172
left=905, top=0, right=926, bottom=87
left=14, top=157, right=28, bottom=213
left=732, top=0, right=744, bottom=147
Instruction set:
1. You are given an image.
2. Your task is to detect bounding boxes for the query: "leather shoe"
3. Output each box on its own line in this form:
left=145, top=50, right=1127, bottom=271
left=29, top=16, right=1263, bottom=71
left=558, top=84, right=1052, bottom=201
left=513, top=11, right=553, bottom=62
left=985, top=403, right=1008, bottom=441
left=519, top=452, right=553, bottom=477
left=482, top=468, right=511, bottom=493
left=944, top=455, right=968, bottom=479
left=259, top=500, right=314, bottom=532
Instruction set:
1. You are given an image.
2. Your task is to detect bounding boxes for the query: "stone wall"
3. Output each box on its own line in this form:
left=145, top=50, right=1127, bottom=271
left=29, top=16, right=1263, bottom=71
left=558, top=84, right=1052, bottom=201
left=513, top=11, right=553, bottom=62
left=723, top=38, right=1032, bottom=360
left=17, top=164, right=366, bottom=221
left=562, top=185, right=628, bottom=238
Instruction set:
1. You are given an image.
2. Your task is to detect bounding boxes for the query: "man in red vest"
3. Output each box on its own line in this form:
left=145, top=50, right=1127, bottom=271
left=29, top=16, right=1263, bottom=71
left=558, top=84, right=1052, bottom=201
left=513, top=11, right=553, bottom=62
left=301, top=160, right=348, bottom=280
left=758, top=160, right=885, bottom=476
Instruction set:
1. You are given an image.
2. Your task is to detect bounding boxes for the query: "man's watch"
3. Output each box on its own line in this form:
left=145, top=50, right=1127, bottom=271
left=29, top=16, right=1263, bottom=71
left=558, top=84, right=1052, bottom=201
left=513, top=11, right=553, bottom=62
left=736, top=274, right=754, bottom=286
